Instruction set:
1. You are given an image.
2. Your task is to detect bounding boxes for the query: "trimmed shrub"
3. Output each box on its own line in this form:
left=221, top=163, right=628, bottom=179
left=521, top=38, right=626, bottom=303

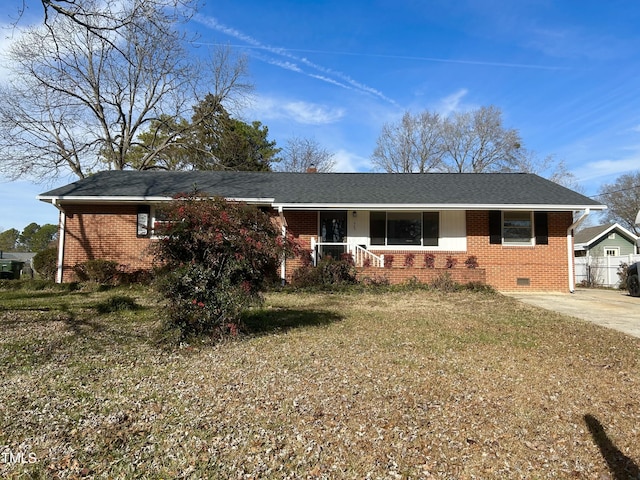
left=445, top=255, right=458, bottom=269
left=73, top=259, right=120, bottom=284
left=465, top=255, right=479, bottom=269
left=424, top=253, right=435, bottom=269
left=116, top=268, right=154, bottom=285
left=404, top=253, right=415, bottom=268
left=384, top=254, right=394, bottom=269
left=32, top=247, right=58, bottom=281
left=291, top=256, right=358, bottom=289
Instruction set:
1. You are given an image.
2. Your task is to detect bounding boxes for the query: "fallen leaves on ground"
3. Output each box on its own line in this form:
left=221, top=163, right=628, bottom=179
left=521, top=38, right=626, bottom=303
left=1, top=288, right=639, bottom=479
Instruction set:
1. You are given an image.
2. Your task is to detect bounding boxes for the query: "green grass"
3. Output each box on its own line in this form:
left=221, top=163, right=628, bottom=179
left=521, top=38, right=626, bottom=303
left=0, top=284, right=639, bottom=478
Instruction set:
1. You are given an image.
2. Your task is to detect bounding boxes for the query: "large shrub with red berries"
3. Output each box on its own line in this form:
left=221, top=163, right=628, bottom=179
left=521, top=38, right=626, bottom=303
left=152, top=195, right=298, bottom=339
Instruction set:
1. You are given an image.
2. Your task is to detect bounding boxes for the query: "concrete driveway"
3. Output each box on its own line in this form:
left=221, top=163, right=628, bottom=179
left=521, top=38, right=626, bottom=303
left=505, top=288, right=640, bottom=339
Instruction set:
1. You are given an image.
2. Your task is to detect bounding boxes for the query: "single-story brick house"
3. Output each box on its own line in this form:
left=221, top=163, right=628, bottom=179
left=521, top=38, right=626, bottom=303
left=38, top=170, right=606, bottom=291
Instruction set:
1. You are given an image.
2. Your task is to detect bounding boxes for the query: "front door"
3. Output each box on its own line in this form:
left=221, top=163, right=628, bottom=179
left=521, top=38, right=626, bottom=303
left=319, top=211, right=347, bottom=259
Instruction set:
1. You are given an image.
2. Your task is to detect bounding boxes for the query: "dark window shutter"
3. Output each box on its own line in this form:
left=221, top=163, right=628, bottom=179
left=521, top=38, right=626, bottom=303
left=489, top=210, right=502, bottom=244
left=534, top=211, right=549, bottom=245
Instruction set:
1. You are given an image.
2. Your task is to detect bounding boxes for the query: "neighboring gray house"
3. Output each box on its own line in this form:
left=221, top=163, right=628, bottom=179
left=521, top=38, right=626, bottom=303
left=574, top=223, right=639, bottom=257
left=0, top=251, right=36, bottom=279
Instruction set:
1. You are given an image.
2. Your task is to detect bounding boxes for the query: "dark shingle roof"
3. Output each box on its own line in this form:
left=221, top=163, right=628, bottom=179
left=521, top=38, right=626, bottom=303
left=575, top=223, right=638, bottom=245
left=39, top=171, right=605, bottom=209
left=574, top=224, right=615, bottom=244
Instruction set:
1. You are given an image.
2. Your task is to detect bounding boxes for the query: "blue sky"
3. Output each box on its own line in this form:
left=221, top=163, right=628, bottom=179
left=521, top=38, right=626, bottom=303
left=1, top=0, right=640, bottom=232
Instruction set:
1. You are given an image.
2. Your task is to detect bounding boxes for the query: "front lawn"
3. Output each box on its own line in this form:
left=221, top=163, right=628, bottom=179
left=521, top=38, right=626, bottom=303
left=1, top=284, right=639, bottom=478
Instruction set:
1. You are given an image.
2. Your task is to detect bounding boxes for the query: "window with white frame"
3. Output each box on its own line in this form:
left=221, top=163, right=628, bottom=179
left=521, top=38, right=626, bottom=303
left=151, top=205, right=173, bottom=236
left=503, top=211, right=533, bottom=245
left=370, top=212, right=439, bottom=246
left=604, top=247, right=619, bottom=256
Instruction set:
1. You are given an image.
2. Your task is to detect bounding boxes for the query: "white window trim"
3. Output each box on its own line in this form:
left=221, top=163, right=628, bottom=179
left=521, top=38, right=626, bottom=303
left=365, top=210, right=467, bottom=252
left=150, top=205, right=173, bottom=239
left=502, top=211, right=535, bottom=247
left=369, top=211, right=440, bottom=248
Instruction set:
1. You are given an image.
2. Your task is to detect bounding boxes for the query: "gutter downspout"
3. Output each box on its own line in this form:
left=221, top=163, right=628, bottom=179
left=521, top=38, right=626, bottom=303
left=53, top=200, right=66, bottom=284
left=567, top=208, right=590, bottom=293
left=279, top=206, right=286, bottom=285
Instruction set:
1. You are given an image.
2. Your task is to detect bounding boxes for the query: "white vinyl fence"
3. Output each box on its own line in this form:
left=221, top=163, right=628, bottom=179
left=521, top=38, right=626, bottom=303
left=575, top=254, right=640, bottom=288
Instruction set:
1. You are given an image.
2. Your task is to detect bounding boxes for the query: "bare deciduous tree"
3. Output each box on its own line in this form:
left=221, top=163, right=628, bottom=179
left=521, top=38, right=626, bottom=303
left=208, top=47, right=254, bottom=115
left=441, top=106, right=522, bottom=173
left=1, top=0, right=251, bottom=180
left=507, top=150, right=581, bottom=191
left=371, top=111, right=443, bottom=173
left=598, top=171, right=640, bottom=235
left=371, top=106, right=524, bottom=174
left=279, top=137, right=336, bottom=173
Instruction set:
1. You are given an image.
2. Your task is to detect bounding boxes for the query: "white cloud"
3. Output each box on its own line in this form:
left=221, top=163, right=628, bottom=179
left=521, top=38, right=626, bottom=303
left=194, top=14, right=396, bottom=104
left=332, top=149, right=372, bottom=173
left=436, top=88, right=469, bottom=116
left=575, top=157, right=640, bottom=183
left=249, top=96, right=345, bottom=125
left=282, top=102, right=345, bottom=125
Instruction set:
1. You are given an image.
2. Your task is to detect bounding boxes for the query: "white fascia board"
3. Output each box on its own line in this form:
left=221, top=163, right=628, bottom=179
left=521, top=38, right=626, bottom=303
left=610, top=223, right=639, bottom=241
left=38, top=195, right=173, bottom=204
left=225, top=197, right=276, bottom=204
left=585, top=223, right=639, bottom=245
left=38, top=195, right=276, bottom=204
left=273, top=203, right=608, bottom=211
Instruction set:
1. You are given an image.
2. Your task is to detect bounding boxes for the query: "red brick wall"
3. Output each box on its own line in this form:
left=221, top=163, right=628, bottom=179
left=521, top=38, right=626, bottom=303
left=58, top=204, right=574, bottom=291
left=466, top=211, right=573, bottom=291
left=283, top=211, right=317, bottom=272
left=282, top=210, right=575, bottom=292
left=60, top=204, right=153, bottom=282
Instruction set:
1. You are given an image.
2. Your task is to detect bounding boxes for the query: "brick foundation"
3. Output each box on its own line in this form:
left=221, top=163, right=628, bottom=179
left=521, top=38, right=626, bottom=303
left=357, top=266, right=486, bottom=285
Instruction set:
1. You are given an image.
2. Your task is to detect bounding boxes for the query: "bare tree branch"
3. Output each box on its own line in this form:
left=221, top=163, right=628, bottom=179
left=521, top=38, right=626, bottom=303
left=1, top=0, right=251, bottom=180
left=598, top=172, right=640, bottom=235
left=371, top=111, right=444, bottom=173
left=279, top=137, right=336, bottom=173
left=440, top=106, right=522, bottom=173
left=508, top=150, right=581, bottom=191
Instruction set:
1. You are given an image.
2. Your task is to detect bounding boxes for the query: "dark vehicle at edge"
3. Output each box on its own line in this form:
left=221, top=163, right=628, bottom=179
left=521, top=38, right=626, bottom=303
left=628, top=262, right=640, bottom=297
